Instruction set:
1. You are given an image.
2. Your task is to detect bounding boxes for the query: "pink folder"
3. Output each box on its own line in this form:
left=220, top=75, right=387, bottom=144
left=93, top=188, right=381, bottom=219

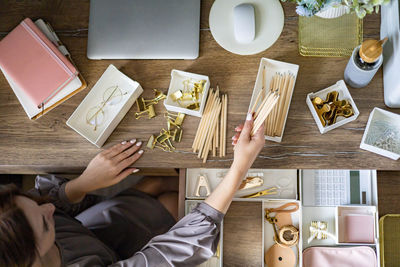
left=0, top=18, right=78, bottom=108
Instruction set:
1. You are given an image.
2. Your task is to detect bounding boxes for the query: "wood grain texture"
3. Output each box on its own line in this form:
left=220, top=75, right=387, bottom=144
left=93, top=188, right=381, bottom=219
left=378, top=171, right=400, bottom=216
left=223, top=201, right=263, bottom=267
left=0, top=0, right=399, bottom=173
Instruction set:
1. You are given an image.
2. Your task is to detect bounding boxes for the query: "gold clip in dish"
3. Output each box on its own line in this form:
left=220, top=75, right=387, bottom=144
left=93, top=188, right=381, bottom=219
left=186, top=102, right=200, bottom=110
left=171, top=90, right=184, bottom=101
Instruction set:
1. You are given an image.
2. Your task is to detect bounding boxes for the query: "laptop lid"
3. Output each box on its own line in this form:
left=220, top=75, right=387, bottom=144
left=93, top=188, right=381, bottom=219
left=87, top=0, right=200, bottom=60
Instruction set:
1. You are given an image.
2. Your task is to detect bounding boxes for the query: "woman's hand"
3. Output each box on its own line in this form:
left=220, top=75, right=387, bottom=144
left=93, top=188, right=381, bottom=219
left=205, top=113, right=264, bottom=213
left=231, top=113, right=265, bottom=174
left=65, top=139, right=143, bottom=203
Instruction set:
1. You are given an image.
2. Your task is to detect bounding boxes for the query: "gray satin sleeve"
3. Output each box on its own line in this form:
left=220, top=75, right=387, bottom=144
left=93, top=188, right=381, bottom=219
left=110, top=202, right=224, bottom=267
left=32, top=175, right=106, bottom=217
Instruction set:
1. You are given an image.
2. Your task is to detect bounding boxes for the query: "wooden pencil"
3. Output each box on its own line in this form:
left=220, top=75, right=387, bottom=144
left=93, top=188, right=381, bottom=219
left=249, top=89, right=263, bottom=114
left=274, top=73, right=290, bottom=135
left=224, top=94, right=228, bottom=156
left=194, top=89, right=219, bottom=152
left=219, top=94, right=224, bottom=157
left=276, top=74, right=295, bottom=137
left=273, top=73, right=289, bottom=135
left=202, top=102, right=222, bottom=162
left=198, top=97, right=219, bottom=157
left=254, top=92, right=276, bottom=132
left=252, top=93, right=279, bottom=136
left=192, top=90, right=215, bottom=151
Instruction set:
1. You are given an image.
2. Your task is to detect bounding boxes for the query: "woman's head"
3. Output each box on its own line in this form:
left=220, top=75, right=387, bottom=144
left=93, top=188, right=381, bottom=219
left=0, top=184, right=56, bottom=266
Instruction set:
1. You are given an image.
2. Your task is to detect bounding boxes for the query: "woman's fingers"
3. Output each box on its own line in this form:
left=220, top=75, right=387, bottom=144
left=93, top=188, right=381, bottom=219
left=118, top=149, right=144, bottom=170
left=232, top=132, right=240, bottom=141
left=235, top=124, right=244, bottom=132
left=116, top=167, right=140, bottom=182
left=113, top=141, right=142, bottom=162
left=239, top=113, right=254, bottom=140
left=105, top=139, right=137, bottom=158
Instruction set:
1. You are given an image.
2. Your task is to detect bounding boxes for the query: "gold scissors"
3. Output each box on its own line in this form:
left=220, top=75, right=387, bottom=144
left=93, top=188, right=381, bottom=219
left=242, top=187, right=278, bottom=198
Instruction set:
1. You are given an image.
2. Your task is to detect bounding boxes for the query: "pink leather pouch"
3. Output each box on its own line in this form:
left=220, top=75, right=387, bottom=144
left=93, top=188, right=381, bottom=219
left=303, top=246, right=377, bottom=267
left=344, top=214, right=375, bottom=243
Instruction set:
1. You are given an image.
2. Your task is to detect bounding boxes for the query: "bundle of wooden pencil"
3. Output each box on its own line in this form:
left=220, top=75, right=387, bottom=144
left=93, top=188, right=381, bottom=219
left=263, top=72, right=295, bottom=137
left=192, top=87, right=228, bottom=163
left=249, top=88, right=280, bottom=136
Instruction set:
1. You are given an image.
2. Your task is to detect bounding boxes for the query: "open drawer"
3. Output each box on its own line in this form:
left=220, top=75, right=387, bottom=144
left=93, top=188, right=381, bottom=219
left=180, top=168, right=380, bottom=267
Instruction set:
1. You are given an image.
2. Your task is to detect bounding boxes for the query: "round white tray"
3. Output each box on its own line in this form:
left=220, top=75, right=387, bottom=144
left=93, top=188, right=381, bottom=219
left=209, top=0, right=284, bottom=55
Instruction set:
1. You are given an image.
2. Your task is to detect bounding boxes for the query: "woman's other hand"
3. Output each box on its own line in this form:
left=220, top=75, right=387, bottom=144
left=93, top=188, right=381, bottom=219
left=65, top=139, right=143, bottom=203
left=231, top=113, right=265, bottom=174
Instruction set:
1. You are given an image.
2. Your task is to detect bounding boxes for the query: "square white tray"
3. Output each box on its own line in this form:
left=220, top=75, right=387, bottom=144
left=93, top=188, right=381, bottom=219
left=306, top=80, right=360, bottom=134
left=186, top=168, right=298, bottom=200
left=360, top=107, right=400, bottom=160
left=67, top=64, right=143, bottom=147
left=249, top=58, right=299, bottom=143
left=164, top=69, right=210, bottom=117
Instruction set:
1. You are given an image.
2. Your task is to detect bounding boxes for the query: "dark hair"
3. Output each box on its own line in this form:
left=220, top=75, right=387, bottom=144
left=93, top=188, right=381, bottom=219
left=0, top=184, right=38, bottom=267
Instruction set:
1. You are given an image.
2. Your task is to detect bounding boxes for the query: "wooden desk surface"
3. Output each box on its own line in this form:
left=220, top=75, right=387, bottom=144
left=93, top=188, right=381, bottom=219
left=1, top=0, right=399, bottom=174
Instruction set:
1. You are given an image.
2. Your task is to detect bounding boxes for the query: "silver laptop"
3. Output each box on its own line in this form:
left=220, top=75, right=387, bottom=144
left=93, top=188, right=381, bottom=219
left=87, top=0, right=200, bottom=60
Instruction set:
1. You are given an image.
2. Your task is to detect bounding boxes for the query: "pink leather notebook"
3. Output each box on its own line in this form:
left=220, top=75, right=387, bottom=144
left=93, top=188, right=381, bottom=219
left=0, top=18, right=78, bottom=108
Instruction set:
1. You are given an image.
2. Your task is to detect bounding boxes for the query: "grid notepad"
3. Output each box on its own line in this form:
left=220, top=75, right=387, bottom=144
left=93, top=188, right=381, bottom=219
left=314, top=170, right=349, bottom=206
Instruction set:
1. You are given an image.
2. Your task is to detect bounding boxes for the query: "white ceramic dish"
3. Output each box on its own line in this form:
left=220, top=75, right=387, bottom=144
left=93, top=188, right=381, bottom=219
left=67, top=64, right=143, bottom=147
left=164, top=69, right=210, bottom=117
left=209, top=0, right=284, bottom=55
left=306, top=80, right=360, bottom=134
left=360, top=107, right=400, bottom=160
left=248, top=58, right=299, bottom=143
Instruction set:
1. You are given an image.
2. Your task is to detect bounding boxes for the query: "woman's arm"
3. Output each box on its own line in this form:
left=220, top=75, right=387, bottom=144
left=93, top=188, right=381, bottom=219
left=31, top=139, right=144, bottom=217
left=110, top=114, right=265, bottom=267
left=205, top=113, right=265, bottom=213
left=65, top=139, right=143, bottom=203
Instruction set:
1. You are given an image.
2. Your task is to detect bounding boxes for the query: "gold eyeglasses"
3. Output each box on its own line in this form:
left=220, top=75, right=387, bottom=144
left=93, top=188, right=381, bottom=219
left=86, top=85, right=127, bottom=131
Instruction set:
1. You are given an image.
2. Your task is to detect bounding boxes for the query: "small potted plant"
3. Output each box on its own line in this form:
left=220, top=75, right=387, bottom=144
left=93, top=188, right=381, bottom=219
left=281, top=0, right=389, bottom=19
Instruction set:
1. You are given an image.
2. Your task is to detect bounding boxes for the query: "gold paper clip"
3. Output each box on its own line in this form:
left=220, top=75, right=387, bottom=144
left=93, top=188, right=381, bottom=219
left=135, top=105, right=156, bottom=119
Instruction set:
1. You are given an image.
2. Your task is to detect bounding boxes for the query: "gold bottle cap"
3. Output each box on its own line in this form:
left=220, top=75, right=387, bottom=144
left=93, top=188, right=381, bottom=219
left=359, top=38, right=388, bottom=63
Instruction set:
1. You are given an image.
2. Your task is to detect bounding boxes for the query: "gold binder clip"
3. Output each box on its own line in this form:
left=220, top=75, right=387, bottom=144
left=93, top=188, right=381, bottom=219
left=144, top=89, right=166, bottom=106
left=136, top=97, right=147, bottom=111
left=171, top=90, right=184, bottom=101
left=135, top=105, right=156, bottom=119
left=166, top=112, right=186, bottom=128
left=147, top=135, right=156, bottom=149
left=156, top=132, right=169, bottom=144
left=186, top=102, right=200, bottom=110
left=174, top=127, right=183, bottom=142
